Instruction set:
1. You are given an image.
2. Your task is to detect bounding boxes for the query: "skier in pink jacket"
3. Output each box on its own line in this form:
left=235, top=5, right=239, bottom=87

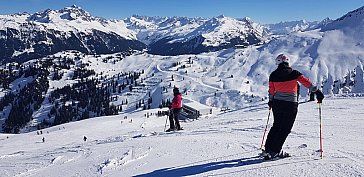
left=166, top=87, right=183, bottom=132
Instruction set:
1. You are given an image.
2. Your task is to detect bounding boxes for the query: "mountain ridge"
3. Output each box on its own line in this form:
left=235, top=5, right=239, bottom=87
left=0, top=5, right=323, bottom=63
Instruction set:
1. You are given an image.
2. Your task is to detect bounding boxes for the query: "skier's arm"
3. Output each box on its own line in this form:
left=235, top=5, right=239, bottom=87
left=297, top=73, right=324, bottom=102
left=297, top=74, right=317, bottom=92
left=268, top=81, right=275, bottom=101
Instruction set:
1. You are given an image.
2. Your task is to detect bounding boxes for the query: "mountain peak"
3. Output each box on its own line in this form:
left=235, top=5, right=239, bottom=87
left=216, top=14, right=225, bottom=19
left=59, top=5, right=93, bottom=21
left=26, top=5, right=95, bottom=23
left=65, top=4, right=81, bottom=9
left=240, top=17, right=253, bottom=23
left=62, top=4, right=87, bottom=14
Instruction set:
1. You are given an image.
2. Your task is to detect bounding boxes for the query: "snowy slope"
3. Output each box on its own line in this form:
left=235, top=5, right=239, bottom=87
left=2, top=32, right=361, bottom=133
left=322, top=6, right=364, bottom=32
left=2, top=5, right=364, bottom=132
left=1, top=98, right=364, bottom=176
left=3, top=4, right=364, bottom=130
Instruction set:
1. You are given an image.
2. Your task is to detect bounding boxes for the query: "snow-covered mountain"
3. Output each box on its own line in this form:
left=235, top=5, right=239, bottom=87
left=1, top=5, right=364, bottom=134
left=265, top=20, right=320, bottom=35
left=0, top=5, right=146, bottom=64
left=322, top=6, right=364, bottom=33
left=2, top=5, right=339, bottom=64
left=125, top=15, right=267, bottom=55
left=125, top=15, right=207, bottom=45
left=0, top=6, right=271, bottom=63
left=25, top=5, right=136, bottom=39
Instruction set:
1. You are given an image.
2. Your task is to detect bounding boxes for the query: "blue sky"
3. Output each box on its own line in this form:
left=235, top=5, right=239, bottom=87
left=0, top=0, right=363, bottom=24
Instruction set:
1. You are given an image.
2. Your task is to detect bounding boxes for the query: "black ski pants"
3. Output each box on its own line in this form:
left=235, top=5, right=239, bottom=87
left=265, top=99, right=298, bottom=153
left=169, top=108, right=182, bottom=129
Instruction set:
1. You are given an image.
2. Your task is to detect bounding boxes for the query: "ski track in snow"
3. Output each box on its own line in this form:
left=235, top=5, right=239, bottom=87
left=5, top=145, right=92, bottom=177
left=0, top=151, right=25, bottom=159
left=156, top=63, right=222, bottom=92
left=97, top=147, right=151, bottom=175
left=336, top=150, right=364, bottom=169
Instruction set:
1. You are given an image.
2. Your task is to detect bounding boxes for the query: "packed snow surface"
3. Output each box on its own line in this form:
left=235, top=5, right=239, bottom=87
left=1, top=97, right=364, bottom=177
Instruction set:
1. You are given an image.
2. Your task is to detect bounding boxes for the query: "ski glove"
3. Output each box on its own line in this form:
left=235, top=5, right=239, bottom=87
left=268, top=100, right=273, bottom=109
left=315, top=90, right=324, bottom=103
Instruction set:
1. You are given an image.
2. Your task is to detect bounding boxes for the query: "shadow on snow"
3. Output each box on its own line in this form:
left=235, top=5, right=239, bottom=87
left=133, top=155, right=318, bottom=177
left=133, top=156, right=262, bottom=177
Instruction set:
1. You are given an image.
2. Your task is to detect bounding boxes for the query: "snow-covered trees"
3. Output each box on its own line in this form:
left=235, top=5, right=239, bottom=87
left=321, top=65, right=364, bottom=95
left=352, top=65, right=364, bottom=93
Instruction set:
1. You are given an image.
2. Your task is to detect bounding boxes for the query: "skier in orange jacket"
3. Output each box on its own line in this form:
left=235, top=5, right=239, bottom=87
left=262, top=54, right=324, bottom=160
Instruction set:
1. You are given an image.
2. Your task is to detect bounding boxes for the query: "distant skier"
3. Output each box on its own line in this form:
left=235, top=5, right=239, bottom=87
left=83, top=136, right=87, bottom=142
left=262, top=54, right=324, bottom=160
left=42, top=137, right=45, bottom=143
left=166, top=87, right=183, bottom=132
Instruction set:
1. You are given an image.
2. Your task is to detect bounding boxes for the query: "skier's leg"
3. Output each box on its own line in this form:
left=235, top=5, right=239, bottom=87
left=173, top=108, right=182, bottom=130
left=265, top=100, right=298, bottom=152
left=273, top=101, right=298, bottom=152
left=264, top=101, right=284, bottom=153
left=168, top=110, right=175, bottom=130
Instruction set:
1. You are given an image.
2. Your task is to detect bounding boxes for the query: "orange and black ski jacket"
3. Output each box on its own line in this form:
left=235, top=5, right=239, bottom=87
left=269, top=64, right=316, bottom=103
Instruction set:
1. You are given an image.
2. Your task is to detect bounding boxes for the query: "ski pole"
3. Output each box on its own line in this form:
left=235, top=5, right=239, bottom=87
left=319, top=103, right=323, bottom=159
left=164, top=110, right=169, bottom=132
left=260, top=108, right=272, bottom=150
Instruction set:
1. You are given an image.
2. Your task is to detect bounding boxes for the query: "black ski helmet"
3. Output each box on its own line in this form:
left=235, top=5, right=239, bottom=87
left=173, top=87, right=180, bottom=94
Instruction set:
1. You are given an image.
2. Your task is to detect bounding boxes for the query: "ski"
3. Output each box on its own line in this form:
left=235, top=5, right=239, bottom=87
left=150, top=130, right=184, bottom=136
left=261, top=152, right=291, bottom=161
